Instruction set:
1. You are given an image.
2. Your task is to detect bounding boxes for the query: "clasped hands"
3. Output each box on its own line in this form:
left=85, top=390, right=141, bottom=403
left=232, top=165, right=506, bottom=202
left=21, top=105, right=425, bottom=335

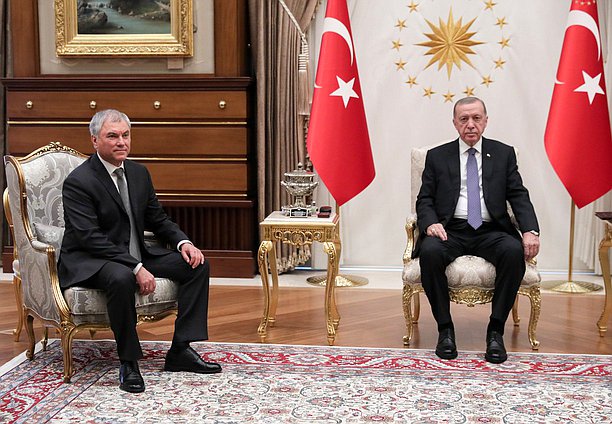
left=135, top=242, right=206, bottom=295
left=426, top=223, right=540, bottom=261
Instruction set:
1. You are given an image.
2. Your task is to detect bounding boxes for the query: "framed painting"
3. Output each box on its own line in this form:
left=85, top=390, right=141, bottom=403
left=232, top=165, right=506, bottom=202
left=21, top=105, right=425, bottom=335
left=55, top=0, right=193, bottom=57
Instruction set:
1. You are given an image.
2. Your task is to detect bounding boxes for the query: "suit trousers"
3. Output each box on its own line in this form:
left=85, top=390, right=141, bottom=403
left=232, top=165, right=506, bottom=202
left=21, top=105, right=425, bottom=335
left=418, top=218, right=525, bottom=334
left=78, top=252, right=210, bottom=361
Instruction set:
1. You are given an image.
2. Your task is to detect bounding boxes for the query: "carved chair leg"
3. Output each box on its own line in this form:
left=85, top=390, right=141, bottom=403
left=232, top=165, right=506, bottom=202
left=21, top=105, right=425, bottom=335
left=512, top=296, right=520, bottom=326
left=413, top=291, right=421, bottom=322
left=522, top=287, right=541, bottom=350
left=61, top=324, right=78, bottom=383
left=12, top=275, right=24, bottom=342
left=402, top=285, right=417, bottom=346
left=25, top=314, right=36, bottom=361
left=41, top=327, right=49, bottom=351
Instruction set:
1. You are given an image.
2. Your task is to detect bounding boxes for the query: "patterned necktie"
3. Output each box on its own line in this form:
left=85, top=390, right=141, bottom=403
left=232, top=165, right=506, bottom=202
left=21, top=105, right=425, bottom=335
left=466, top=148, right=483, bottom=230
left=113, top=168, right=141, bottom=260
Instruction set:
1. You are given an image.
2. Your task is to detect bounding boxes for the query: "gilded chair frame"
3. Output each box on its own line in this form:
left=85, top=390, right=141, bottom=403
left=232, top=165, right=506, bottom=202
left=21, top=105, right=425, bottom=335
left=4, top=142, right=179, bottom=383
left=3, top=188, right=25, bottom=342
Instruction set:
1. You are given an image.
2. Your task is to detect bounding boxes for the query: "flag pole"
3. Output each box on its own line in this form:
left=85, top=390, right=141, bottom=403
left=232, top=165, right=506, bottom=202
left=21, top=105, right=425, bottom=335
left=306, top=204, right=368, bottom=287
left=541, top=200, right=602, bottom=293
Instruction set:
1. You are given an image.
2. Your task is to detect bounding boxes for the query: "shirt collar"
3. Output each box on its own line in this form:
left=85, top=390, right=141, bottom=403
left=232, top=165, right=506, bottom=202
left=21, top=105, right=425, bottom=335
left=97, top=152, right=124, bottom=176
left=459, top=138, right=483, bottom=154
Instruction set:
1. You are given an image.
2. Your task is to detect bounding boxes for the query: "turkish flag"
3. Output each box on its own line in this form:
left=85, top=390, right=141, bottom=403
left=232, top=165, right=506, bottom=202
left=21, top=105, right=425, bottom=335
left=307, top=0, right=375, bottom=206
left=545, top=2, right=612, bottom=208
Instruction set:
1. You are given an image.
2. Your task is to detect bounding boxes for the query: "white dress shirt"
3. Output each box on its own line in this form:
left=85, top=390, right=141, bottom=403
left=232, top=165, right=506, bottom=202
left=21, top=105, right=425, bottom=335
left=453, top=139, right=492, bottom=222
left=97, top=153, right=191, bottom=273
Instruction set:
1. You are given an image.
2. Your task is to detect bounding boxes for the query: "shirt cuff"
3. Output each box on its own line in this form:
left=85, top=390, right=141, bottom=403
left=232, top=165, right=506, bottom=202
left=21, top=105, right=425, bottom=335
left=133, top=262, right=143, bottom=274
left=177, top=240, right=192, bottom=252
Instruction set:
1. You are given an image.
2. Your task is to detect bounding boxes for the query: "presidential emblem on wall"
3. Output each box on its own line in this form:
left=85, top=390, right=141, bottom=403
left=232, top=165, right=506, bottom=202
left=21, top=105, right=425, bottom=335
left=392, top=0, right=511, bottom=102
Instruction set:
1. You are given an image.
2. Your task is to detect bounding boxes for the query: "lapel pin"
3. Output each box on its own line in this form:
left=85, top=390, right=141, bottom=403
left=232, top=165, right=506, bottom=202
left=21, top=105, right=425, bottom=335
left=486, top=153, right=491, bottom=157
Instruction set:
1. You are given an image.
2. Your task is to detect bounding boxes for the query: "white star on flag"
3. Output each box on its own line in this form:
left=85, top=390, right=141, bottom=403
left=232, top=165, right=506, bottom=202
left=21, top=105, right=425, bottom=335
left=330, top=76, right=359, bottom=107
left=574, top=70, right=605, bottom=104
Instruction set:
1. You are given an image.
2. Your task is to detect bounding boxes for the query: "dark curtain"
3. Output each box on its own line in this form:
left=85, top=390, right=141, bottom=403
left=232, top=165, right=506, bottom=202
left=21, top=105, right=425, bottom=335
left=248, top=0, right=319, bottom=272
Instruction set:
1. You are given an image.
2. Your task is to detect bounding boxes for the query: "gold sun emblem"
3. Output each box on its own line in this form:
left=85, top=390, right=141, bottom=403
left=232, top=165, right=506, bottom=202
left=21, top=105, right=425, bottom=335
left=416, top=9, right=483, bottom=79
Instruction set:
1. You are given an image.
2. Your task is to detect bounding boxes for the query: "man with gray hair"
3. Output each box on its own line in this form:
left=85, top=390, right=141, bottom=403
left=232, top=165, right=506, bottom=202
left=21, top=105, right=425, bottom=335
left=59, top=109, right=221, bottom=393
left=415, top=97, right=540, bottom=363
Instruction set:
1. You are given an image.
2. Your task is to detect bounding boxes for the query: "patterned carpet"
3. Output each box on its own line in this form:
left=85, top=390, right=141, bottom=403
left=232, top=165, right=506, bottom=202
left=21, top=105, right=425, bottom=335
left=0, top=340, right=610, bottom=423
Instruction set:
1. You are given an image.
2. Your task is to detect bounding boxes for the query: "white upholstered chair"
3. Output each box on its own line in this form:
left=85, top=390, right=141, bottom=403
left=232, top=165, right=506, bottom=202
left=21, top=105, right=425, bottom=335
left=4, top=142, right=180, bottom=382
left=402, top=147, right=541, bottom=349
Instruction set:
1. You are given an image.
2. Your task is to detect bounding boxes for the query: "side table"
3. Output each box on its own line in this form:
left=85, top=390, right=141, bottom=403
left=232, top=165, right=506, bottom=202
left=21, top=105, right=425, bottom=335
left=596, top=212, right=612, bottom=336
left=257, top=211, right=341, bottom=345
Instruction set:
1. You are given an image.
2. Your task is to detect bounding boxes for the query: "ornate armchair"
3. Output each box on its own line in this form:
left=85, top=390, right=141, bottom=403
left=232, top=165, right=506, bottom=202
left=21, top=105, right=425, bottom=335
left=4, top=142, right=179, bottom=383
left=402, top=147, right=541, bottom=349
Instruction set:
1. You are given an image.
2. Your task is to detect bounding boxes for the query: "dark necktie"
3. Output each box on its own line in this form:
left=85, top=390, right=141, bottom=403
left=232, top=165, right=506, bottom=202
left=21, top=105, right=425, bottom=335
left=114, top=168, right=141, bottom=260
left=466, top=148, right=483, bottom=230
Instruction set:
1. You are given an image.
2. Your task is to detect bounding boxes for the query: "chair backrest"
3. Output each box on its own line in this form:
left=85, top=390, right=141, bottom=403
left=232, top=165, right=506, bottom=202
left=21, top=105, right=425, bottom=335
left=410, top=147, right=429, bottom=214
left=5, top=143, right=87, bottom=246
left=4, top=142, right=87, bottom=321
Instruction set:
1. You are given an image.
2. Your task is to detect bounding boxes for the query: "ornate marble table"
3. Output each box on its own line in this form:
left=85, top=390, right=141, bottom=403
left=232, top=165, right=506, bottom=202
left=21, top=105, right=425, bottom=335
left=257, top=211, right=340, bottom=345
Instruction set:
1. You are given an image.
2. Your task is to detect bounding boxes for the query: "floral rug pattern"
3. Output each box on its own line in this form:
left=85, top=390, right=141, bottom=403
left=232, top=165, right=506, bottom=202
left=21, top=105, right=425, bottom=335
left=0, top=340, right=610, bottom=423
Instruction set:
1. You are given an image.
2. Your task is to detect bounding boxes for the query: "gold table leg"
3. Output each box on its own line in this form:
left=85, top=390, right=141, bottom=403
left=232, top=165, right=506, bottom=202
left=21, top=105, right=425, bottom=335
left=323, top=241, right=341, bottom=345
left=257, top=240, right=277, bottom=342
left=597, top=229, right=611, bottom=336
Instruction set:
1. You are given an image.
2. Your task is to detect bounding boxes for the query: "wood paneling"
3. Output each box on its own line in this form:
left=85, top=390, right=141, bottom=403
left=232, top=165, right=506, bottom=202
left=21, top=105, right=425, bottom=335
left=9, top=1, right=249, bottom=78
left=9, top=0, right=38, bottom=76
left=214, top=0, right=249, bottom=77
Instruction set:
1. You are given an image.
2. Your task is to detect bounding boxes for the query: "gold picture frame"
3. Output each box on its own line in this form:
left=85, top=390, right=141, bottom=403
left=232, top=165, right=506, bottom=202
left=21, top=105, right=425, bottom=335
left=55, top=0, right=193, bottom=57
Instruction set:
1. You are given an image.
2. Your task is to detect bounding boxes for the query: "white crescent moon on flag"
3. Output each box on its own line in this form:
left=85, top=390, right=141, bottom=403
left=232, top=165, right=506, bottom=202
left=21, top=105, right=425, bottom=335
left=322, top=17, right=354, bottom=65
left=556, top=10, right=602, bottom=85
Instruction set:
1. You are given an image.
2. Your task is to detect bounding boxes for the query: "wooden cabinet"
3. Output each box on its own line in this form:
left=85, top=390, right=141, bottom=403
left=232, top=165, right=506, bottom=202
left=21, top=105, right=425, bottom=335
left=2, top=0, right=255, bottom=278
left=3, top=78, right=257, bottom=278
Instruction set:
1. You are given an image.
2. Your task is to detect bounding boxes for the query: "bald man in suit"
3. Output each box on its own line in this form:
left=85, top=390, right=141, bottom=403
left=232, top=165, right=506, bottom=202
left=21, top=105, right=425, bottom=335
left=59, top=109, right=221, bottom=393
left=415, top=97, right=540, bottom=363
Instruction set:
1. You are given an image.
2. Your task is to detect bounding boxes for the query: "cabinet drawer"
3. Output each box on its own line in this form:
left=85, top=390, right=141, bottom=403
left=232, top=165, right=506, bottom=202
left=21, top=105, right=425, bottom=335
left=144, top=161, right=248, bottom=194
left=7, top=91, right=247, bottom=120
left=8, top=125, right=248, bottom=157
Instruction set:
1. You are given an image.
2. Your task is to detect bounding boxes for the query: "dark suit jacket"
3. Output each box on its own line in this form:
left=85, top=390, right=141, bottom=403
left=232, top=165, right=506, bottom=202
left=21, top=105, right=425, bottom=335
left=414, top=137, right=539, bottom=256
left=58, top=154, right=188, bottom=288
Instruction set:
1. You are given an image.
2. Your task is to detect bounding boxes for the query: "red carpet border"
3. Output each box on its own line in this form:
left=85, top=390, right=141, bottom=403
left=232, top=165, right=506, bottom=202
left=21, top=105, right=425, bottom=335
left=0, top=340, right=610, bottom=423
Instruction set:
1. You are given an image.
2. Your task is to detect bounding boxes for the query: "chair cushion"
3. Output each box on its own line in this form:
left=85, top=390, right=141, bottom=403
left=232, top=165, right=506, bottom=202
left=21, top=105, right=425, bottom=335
left=403, top=255, right=540, bottom=289
left=63, top=278, right=178, bottom=326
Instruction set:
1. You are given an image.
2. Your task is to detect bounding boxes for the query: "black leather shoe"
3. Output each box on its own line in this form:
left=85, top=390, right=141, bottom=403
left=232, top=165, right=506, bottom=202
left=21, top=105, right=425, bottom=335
left=435, top=328, right=458, bottom=360
left=119, top=361, right=145, bottom=393
left=164, top=346, right=222, bottom=374
left=485, top=331, right=508, bottom=364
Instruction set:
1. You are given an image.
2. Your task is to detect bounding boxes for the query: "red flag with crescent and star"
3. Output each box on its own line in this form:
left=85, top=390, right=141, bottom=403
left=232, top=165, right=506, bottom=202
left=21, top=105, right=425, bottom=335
left=544, top=1, right=612, bottom=208
left=307, top=0, right=375, bottom=206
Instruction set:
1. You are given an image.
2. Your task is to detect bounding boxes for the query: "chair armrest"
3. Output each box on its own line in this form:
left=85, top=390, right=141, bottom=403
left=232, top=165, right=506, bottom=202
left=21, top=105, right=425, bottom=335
left=143, top=231, right=172, bottom=249
left=403, top=214, right=418, bottom=265
left=23, top=241, right=67, bottom=322
left=143, top=231, right=160, bottom=248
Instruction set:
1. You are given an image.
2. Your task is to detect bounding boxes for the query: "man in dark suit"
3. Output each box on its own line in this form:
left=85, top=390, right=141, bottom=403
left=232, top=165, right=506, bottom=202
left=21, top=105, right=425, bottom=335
left=58, top=109, right=221, bottom=393
left=415, top=97, right=540, bottom=363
